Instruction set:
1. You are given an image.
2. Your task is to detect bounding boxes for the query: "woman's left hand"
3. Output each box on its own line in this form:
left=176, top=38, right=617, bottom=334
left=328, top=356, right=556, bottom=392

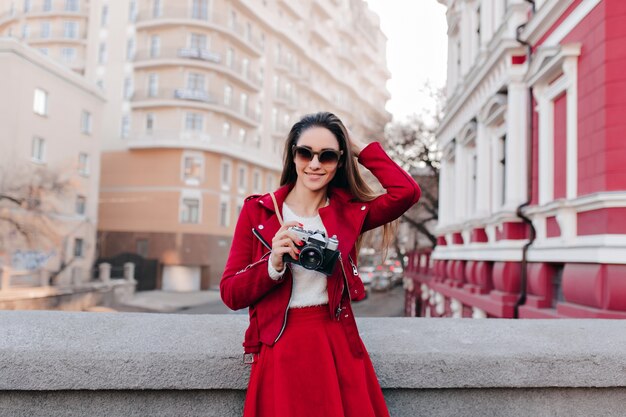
left=346, top=128, right=367, bottom=157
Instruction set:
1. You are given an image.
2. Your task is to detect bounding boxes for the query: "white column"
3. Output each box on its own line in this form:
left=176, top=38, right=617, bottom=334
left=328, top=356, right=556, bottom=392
left=455, top=141, right=467, bottom=222
left=475, top=120, right=491, bottom=217
left=505, top=81, right=528, bottom=208
left=439, top=159, right=449, bottom=226
left=490, top=130, right=500, bottom=213
left=564, top=57, right=578, bottom=199
left=536, top=86, right=553, bottom=206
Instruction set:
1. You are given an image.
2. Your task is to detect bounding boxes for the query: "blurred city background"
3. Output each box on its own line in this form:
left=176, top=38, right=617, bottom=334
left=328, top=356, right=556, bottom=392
left=1, top=0, right=625, bottom=321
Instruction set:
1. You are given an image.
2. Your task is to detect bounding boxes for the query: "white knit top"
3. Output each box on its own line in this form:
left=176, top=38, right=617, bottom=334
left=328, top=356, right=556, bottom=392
left=267, top=202, right=329, bottom=308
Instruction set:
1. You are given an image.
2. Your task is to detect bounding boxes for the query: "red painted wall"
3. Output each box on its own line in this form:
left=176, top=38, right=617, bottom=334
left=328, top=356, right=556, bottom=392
left=577, top=207, right=626, bottom=235
left=603, top=0, right=626, bottom=191
left=553, top=92, right=568, bottom=199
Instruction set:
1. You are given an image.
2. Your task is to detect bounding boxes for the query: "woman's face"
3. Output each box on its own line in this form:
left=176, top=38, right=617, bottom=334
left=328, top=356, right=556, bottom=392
left=293, top=127, right=342, bottom=193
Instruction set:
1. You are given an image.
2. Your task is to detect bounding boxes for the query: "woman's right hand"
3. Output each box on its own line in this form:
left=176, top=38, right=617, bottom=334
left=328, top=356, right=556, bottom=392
left=270, top=221, right=303, bottom=271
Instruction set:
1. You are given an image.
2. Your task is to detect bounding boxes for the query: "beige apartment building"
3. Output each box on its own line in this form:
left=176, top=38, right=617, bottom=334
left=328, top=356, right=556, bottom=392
left=90, top=0, right=391, bottom=291
left=0, top=38, right=104, bottom=286
left=0, top=0, right=90, bottom=74
left=1, top=0, right=391, bottom=291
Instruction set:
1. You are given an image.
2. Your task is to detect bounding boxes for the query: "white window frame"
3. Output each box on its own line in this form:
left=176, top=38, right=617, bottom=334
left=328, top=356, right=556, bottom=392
left=75, top=195, right=86, bottom=215
left=238, top=128, right=246, bottom=143
left=185, top=112, right=203, bottom=131
left=222, top=121, right=231, bottom=138
left=61, top=47, right=76, bottom=63
left=219, top=197, right=230, bottom=227
left=237, top=165, right=247, bottom=194
left=181, top=152, right=204, bottom=185
left=78, top=152, right=90, bottom=176
left=527, top=44, right=581, bottom=205
left=74, top=237, right=84, bottom=258
left=148, top=73, right=159, bottom=97
left=146, top=112, right=155, bottom=133
left=221, top=160, right=231, bottom=190
left=224, top=85, right=232, bottom=105
left=253, top=169, right=261, bottom=193
left=63, top=21, right=78, bottom=39
left=31, top=137, right=45, bottom=163
left=121, top=115, right=130, bottom=138
left=33, top=88, right=48, bottom=116
left=80, top=110, right=92, bottom=135
left=149, top=35, right=160, bottom=58
left=40, top=21, right=50, bottom=38
left=180, top=195, right=201, bottom=224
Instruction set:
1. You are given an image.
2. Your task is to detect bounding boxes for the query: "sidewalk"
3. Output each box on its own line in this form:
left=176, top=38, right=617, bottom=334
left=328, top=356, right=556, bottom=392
left=110, top=289, right=231, bottom=314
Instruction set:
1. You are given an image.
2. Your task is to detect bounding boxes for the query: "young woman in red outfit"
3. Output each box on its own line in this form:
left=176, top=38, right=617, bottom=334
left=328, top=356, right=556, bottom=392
left=221, top=112, right=420, bottom=417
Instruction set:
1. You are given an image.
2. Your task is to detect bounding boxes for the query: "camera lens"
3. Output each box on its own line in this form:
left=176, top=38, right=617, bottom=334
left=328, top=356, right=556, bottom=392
left=299, top=245, right=323, bottom=270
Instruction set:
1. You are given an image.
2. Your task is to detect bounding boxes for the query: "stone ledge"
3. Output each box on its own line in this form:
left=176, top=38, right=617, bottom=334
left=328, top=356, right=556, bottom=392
left=1, top=311, right=625, bottom=391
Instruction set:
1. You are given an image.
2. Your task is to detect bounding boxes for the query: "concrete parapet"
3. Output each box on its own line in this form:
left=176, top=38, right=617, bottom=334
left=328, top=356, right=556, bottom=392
left=1, top=312, right=625, bottom=416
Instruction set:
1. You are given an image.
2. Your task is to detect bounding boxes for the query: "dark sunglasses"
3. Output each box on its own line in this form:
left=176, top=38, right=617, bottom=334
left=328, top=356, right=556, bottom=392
left=292, top=146, right=343, bottom=165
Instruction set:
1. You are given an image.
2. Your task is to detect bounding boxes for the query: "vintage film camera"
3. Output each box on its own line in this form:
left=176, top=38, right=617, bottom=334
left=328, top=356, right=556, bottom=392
left=283, top=227, right=340, bottom=276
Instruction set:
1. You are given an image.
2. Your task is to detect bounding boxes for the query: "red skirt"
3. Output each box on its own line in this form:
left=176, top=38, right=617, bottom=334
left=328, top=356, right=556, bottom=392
left=243, top=305, right=390, bottom=417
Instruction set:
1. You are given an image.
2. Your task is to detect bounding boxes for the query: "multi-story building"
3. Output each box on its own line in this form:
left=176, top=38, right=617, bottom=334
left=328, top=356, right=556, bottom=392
left=92, top=0, right=391, bottom=291
left=0, top=0, right=90, bottom=74
left=407, top=0, right=626, bottom=319
left=0, top=38, right=104, bottom=286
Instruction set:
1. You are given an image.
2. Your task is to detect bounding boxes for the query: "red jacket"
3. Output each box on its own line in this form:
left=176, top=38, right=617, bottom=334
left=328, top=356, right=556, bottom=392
left=220, top=142, right=420, bottom=357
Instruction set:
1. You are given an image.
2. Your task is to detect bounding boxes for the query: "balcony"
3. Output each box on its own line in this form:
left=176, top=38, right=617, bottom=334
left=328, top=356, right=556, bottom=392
left=134, top=48, right=262, bottom=91
left=128, top=131, right=279, bottom=170
left=2, top=312, right=624, bottom=416
left=135, top=8, right=263, bottom=57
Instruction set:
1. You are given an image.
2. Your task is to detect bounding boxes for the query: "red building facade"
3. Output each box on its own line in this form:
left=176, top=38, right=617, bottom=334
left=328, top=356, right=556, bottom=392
left=406, top=0, right=626, bottom=319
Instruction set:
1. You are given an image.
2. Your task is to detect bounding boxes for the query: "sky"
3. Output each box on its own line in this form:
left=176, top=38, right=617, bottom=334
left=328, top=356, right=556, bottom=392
left=364, top=1, right=448, bottom=122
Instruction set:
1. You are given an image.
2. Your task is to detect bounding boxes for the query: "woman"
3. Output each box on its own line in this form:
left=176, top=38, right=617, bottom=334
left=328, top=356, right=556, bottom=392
left=221, top=112, right=420, bottom=417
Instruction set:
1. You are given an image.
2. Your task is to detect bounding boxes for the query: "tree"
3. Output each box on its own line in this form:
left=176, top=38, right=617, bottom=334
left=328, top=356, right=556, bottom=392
left=382, top=86, right=444, bottom=253
left=0, top=164, right=76, bottom=281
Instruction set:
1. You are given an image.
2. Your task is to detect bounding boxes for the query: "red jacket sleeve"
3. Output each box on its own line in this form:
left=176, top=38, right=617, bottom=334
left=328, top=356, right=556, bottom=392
left=220, top=200, right=284, bottom=310
left=358, top=142, right=421, bottom=232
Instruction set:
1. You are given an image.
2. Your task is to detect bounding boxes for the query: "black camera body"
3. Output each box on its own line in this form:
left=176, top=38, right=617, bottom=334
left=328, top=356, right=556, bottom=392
left=283, top=227, right=340, bottom=276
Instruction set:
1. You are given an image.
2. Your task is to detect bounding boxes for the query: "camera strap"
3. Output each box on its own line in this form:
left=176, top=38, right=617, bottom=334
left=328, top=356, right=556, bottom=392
left=269, top=192, right=285, bottom=226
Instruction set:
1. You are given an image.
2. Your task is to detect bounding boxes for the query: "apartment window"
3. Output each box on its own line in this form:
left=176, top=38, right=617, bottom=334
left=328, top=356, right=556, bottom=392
left=78, top=153, right=89, bottom=176
left=240, top=93, right=248, bottom=114
left=219, top=201, right=229, bottom=227
left=63, top=21, right=78, bottom=39
left=224, top=85, right=232, bottom=105
left=181, top=198, right=200, bottom=224
left=238, top=166, right=246, bottom=190
left=121, top=115, right=130, bottom=138
left=146, top=113, right=154, bottom=132
left=43, top=0, right=51, bottom=12
left=253, top=171, right=260, bottom=193
left=152, top=0, right=162, bottom=17
left=21, top=24, right=29, bottom=39
left=191, top=0, right=209, bottom=20
left=128, top=0, right=137, bottom=22
left=222, top=122, right=231, bottom=138
left=65, top=0, right=79, bottom=11
left=38, top=48, right=49, bottom=56
left=33, top=88, right=48, bottom=116
left=245, top=22, right=252, bottom=41
left=80, top=110, right=92, bottom=135
left=23, top=0, right=31, bottom=12
left=255, top=102, right=262, bottom=120
left=148, top=73, right=158, bottom=97
left=273, top=75, right=279, bottom=96
left=238, top=128, right=246, bottom=143
left=74, top=238, right=84, bottom=258
left=31, top=137, right=45, bottom=162
left=190, top=33, right=207, bottom=49
left=101, top=5, right=108, bottom=26
left=98, top=42, right=107, bottom=64
left=136, top=239, right=149, bottom=257
left=185, top=112, right=203, bottom=131
left=75, top=195, right=86, bottom=215
left=183, top=155, right=203, bottom=181
left=126, top=37, right=135, bottom=60
left=40, top=22, right=50, bottom=38
left=221, top=161, right=231, bottom=187
left=267, top=174, right=274, bottom=192
left=149, top=35, right=160, bottom=58
left=229, top=10, right=237, bottom=29
left=226, top=47, right=233, bottom=68
left=271, top=108, right=278, bottom=130
left=61, top=47, right=76, bottom=63
left=187, top=73, right=204, bottom=91
left=123, top=76, right=133, bottom=99
left=241, top=58, right=249, bottom=78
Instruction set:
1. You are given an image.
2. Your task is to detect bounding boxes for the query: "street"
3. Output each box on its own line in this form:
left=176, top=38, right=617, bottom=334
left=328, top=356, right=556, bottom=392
left=174, top=283, right=405, bottom=317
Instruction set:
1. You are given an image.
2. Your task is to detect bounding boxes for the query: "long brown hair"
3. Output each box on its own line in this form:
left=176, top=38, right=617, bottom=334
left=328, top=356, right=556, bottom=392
left=279, top=112, right=396, bottom=256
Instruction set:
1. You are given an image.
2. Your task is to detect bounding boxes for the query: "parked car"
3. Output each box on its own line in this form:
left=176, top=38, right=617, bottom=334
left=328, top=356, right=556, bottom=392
left=371, top=275, right=392, bottom=292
